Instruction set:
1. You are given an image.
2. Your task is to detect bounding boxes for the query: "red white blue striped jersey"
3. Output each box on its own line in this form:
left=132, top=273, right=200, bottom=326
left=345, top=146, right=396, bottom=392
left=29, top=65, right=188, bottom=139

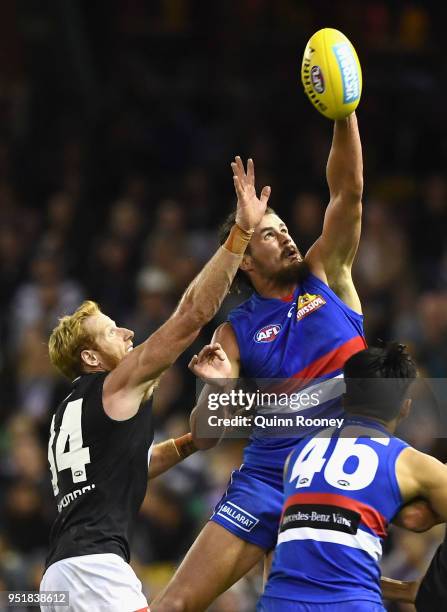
left=228, top=273, right=366, bottom=468
left=263, top=418, right=408, bottom=604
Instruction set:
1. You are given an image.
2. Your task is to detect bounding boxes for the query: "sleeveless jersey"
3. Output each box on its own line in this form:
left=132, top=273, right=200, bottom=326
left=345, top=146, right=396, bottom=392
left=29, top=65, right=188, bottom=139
left=263, top=417, right=408, bottom=604
left=228, top=273, right=366, bottom=468
left=45, top=372, right=154, bottom=569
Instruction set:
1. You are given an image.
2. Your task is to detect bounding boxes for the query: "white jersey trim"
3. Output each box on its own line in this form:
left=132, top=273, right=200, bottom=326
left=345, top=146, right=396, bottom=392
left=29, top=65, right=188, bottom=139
left=147, top=441, right=154, bottom=468
left=257, top=373, right=345, bottom=415
left=277, top=526, right=382, bottom=562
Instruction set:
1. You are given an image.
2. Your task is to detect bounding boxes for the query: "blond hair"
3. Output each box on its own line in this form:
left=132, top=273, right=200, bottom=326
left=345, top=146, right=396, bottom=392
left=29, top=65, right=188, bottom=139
left=49, top=300, right=102, bottom=380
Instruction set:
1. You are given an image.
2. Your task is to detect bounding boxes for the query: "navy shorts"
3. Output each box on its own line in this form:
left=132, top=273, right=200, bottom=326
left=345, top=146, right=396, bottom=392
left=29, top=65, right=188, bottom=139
left=257, top=597, right=386, bottom=611
left=210, top=464, right=283, bottom=551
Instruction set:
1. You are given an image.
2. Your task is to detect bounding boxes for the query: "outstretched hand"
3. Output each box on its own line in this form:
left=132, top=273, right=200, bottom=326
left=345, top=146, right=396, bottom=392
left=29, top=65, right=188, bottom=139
left=231, top=156, right=271, bottom=231
left=189, top=343, right=232, bottom=386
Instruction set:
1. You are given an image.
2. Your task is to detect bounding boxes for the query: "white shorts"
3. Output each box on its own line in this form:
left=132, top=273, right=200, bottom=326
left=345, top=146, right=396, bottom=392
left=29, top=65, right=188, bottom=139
left=40, top=553, right=149, bottom=612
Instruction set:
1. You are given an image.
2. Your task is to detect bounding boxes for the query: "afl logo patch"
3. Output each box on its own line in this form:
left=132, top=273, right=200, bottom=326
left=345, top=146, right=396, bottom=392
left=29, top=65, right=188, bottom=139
left=255, top=324, right=282, bottom=343
left=311, top=65, right=325, bottom=93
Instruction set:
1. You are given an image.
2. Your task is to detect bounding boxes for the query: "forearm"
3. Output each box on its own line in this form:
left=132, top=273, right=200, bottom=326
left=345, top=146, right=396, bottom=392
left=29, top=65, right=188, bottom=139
left=148, top=434, right=198, bottom=480
left=326, top=113, right=363, bottom=201
left=381, top=577, right=419, bottom=603
left=393, top=498, right=443, bottom=532
left=190, top=382, right=234, bottom=450
left=191, top=406, right=219, bottom=450
left=125, top=225, right=252, bottom=383
left=175, top=225, right=253, bottom=332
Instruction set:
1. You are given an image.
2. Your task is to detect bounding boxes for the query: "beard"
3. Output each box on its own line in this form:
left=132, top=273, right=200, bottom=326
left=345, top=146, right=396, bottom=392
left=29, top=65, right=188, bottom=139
left=252, top=255, right=309, bottom=288
left=272, top=259, right=310, bottom=287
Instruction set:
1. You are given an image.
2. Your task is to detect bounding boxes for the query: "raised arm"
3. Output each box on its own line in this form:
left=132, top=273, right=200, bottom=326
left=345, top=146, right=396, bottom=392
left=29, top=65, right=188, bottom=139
left=306, top=113, right=363, bottom=311
left=104, top=158, right=266, bottom=420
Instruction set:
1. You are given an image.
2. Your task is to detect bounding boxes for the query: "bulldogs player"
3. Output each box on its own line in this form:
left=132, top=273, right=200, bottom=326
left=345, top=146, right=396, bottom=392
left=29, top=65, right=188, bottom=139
left=259, top=344, right=447, bottom=611
left=153, top=114, right=366, bottom=611
left=39, top=169, right=271, bottom=612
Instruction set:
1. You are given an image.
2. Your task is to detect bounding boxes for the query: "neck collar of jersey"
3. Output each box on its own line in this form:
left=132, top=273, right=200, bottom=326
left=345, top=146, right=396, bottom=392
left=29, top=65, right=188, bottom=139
left=344, top=415, right=391, bottom=435
left=253, top=285, right=298, bottom=304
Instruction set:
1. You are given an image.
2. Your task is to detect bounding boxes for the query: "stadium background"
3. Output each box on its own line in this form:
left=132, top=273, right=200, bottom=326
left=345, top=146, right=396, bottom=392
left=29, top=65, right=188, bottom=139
left=1, top=1, right=447, bottom=610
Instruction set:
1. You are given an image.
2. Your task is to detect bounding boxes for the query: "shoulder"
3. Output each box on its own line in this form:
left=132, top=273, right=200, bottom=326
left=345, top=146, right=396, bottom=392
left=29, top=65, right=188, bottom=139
left=212, top=322, right=240, bottom=363
left=395, top=446, right=446, bottom=500
left=398, top=446, right=436, bottom=468
left=75, top=372, right=108, bottom=395
left=395, top=446, right=423, bottom=473
left=228, top=294, right=257, bottom=320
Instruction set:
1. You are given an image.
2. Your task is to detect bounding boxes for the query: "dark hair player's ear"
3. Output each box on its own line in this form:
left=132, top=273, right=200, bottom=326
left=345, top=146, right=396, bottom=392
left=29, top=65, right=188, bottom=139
left=398, top=398, right=412, bottom=422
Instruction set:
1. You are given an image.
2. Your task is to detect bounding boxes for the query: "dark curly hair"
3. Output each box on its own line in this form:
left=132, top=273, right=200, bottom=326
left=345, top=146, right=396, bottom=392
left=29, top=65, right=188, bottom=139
left=343, top=342, right=418, bottom=421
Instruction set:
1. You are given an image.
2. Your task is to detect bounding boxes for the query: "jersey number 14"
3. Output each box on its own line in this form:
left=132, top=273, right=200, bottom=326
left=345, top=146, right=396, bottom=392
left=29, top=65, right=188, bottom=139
left=48, top=398, right=91, bottom=496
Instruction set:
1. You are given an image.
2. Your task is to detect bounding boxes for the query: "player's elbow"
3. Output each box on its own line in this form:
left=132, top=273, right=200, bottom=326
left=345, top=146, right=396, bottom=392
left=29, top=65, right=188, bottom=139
left=330, top=185, right=363, bottom=215
left=151, top=597, right=187, bottom=612
left=329, top=169, right=363, bottom=204
left=347, top=168, right=363, bottom=197
left=339, top=178, right=363, bottom=204
left=351, top=176, right=363, bottom=200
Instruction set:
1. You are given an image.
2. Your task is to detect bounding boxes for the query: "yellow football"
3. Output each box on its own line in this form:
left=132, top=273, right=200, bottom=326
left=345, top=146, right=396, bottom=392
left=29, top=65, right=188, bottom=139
left=301, top=28, right=362, bottom=120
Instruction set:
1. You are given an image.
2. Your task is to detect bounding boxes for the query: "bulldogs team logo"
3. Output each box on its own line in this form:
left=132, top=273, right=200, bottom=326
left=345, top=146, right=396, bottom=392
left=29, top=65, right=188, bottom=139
left=296, top=293, right=326, bottom=321
left=254, top=324, right=282, bottom=343
left=311, top=65, right=325, bottom=94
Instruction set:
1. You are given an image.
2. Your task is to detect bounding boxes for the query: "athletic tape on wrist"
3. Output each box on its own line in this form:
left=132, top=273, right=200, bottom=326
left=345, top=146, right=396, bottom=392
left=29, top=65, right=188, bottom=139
left=223, top=224, right=254, bottom=255
left=173, top=433, right=198, bottom=459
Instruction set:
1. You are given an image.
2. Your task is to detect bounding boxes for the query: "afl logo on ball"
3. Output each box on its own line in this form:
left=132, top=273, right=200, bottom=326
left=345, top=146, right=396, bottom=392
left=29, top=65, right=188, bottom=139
left=311, top=65, right=325, bottom=93
left=255, top=324, right=282, bottom=343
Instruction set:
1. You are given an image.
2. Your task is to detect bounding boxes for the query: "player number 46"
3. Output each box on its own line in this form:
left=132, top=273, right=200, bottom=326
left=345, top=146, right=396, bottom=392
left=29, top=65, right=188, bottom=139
left=290, top=434, right=390, bottom=491
left=48, top=398, right=91, bottom=496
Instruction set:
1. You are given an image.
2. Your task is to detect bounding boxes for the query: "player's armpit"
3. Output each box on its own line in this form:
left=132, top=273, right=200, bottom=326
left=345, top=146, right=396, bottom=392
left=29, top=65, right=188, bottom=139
left=306, top=239, right=362, bottom=314
left=381, top=576, right=420, bottom=603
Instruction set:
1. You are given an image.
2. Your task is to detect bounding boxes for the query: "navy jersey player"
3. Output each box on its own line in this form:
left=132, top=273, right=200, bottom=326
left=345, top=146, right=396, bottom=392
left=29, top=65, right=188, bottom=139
left=153, top=114, right=366, bottom=611
left=259, top=344, right=447, bottom=611
left=39, top=175, right=271, bottom=612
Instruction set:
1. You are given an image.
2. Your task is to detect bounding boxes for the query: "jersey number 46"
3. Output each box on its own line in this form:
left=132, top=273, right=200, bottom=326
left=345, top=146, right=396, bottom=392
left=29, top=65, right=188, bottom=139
left=290, top=434, right=390, bottom=491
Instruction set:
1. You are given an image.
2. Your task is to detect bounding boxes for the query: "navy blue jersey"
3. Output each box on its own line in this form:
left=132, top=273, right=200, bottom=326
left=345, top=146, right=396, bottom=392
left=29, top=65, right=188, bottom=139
left=46, top=373, right=154, bottom=568
left=263, top=418, right=408, bottom=605
left=228, top=273, right=366, bottom=468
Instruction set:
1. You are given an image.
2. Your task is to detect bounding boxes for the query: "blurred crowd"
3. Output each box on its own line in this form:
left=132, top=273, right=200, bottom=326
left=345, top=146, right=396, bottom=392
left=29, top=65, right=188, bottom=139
left=1, top=1, right=447, bottom=610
